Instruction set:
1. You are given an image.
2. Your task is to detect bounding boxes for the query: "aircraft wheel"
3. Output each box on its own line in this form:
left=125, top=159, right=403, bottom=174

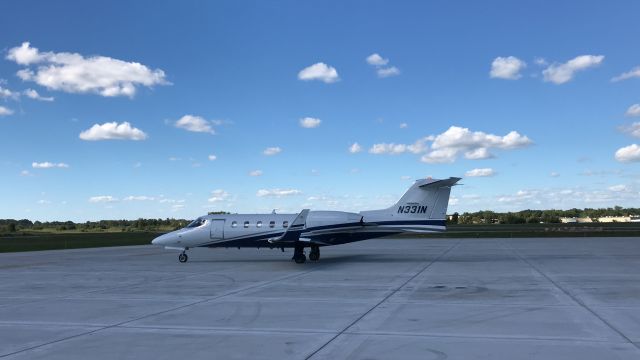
left=309, top=250, right=319, bottom=261
left=294, top=253, right=306, bottom=264
left=178, top=253, right=188, bottom=263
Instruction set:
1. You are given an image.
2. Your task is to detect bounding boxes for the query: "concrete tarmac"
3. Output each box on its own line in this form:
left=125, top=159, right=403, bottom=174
left=0, top=237, right=639, bottom=359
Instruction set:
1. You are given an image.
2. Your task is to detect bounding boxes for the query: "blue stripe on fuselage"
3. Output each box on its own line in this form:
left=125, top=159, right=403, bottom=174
left=196, top=219, right=445, bottom=248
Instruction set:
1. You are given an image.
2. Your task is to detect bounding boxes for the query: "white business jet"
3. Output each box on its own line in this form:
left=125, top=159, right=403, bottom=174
left=152, top=177, right=460, bottom=263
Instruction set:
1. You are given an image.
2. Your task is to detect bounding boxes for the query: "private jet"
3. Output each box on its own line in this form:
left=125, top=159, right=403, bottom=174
left=151, top=177, right=460, bottom=263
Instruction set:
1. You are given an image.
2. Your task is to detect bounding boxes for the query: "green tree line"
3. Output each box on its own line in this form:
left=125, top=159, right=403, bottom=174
left=450, top=206, right=640, bottom=225
left=0, top=218, right=190, bottom=233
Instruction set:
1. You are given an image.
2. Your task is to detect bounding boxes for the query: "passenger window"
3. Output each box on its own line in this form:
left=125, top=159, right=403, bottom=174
left=244, top=221, right=249, bottom=228
left=231, top=221, right=237, bottom=228
left=257, top=221, right=262, bottom=228
left=269, top=221, right=275, bottom=228
left=283, top=221, right=289, bottom=228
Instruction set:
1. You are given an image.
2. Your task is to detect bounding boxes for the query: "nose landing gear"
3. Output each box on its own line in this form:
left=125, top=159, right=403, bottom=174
left=178, top=251, right=188, bottom=263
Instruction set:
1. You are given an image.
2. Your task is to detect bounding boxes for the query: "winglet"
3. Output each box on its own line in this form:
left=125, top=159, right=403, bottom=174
left=268, top=209, right=310, bottom=243
left=288, top=209, right=310, bottom=230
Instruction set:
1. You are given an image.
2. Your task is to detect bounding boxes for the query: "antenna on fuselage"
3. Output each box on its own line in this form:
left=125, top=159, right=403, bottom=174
left=272, top=209, right=277, bottom=214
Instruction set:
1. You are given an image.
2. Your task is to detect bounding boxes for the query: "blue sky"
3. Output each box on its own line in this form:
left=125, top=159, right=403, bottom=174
left=1, top=0, right=640, bottom=221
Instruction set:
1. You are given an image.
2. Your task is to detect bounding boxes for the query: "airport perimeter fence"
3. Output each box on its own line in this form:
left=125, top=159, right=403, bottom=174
left=409, top=223, right=640, bottom=238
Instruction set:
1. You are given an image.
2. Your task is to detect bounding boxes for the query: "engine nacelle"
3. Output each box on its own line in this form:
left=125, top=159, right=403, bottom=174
left=306, top=211, right=362, bottom=229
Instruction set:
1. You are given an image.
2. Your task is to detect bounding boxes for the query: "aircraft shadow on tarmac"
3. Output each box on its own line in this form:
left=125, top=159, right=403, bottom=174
left=184, top=253, right=557, bottom=265
left=186, top=253, right=451, bottom=265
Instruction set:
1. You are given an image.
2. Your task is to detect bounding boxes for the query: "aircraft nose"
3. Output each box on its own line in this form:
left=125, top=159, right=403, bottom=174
left=151, top=233, right=169, bottom=246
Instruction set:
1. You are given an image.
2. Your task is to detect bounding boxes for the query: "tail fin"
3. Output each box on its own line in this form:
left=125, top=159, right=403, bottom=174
left=362, top=177, right=461, bottom=220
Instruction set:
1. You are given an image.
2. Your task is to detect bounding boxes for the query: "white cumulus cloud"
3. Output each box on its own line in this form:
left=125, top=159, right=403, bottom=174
left=89, top=195, right=118, bottom=203
left=491, top=185, right=640, bottom=210
left=422, top=126, right=532, bottom=163
left=377, top=66, right=400, bottom=78
left=625, top=104, right=640, bottom=117
left=208, top=154, right=217, bottom=161
left=7, top=42, right=168, bottom=97
left=249, top=170, right=263, bottom=177
left=158, top=198, right=184, bottom=204
left=542, top=55, right=604, bottom=84
left=366, top=53, right=389, bottom=66
left=208, top=189, right=230, bottom=202
left=612, top=66, right=640, bottom=82
left=298, top=62, right=339, bottom=83
left=490, top=56, right=526, bottom=80
left=123, top=196, right=155, bottom=201
left=349, top=142, right=362, bottom=154
left=615, top=144, right=640, bottom=163
left=0, top=106, right=14, bottom=116
left=534, top=57, right=548, bottom=66
left=79, top=121, right=147, bottom=141
left=464, top=147, right=494, bottom=160
left=299, top=117, right=321, bottom=128
left=32, top=161, right=69, bottom=169
left=465, top=168, right=496, bottom=177
left=366, top=53, right=400, bottom=78
left=23, top=88, right=53, bottom=101
left=370, top=143, right=418, bottom=155
left=369, top=138, right=430, bottom=155
left=6, top=42, right=43, bottom=64
left=256, top=189, right=302, bottom=197
left=608, top=184, right=628, bottom=192
left=0, top=86, right=19, bottom=100
left=620, top=122, right=640, bottom=138
left=174, top=115, right=215, bottom=134
left=399, top=123, right=408, bottom=129
left=367, top=126, right=532, bottom=163
left=263, top=147, right=282, bottom=156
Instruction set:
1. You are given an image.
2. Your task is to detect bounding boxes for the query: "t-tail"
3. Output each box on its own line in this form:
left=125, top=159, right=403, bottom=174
left=360, top=177, right=461, bottom=233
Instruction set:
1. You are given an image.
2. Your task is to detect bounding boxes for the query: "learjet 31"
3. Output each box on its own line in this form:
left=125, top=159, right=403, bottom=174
left=151, top=177, right=460, bottom=264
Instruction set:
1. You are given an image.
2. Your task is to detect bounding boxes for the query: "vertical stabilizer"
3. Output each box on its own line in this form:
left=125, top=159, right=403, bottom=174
left=361, top=177, right=461, bottom=221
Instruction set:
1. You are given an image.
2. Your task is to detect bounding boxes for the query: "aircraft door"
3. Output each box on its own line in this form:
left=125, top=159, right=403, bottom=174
left=210, top=220, right=225, bottom=240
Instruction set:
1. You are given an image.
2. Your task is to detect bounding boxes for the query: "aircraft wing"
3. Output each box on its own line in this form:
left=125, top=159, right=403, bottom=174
left=268, top=209, right=310, bottom=244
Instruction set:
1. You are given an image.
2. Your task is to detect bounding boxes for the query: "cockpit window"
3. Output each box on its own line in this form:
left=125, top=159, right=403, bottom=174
left=186, top=218, right=206, bottom=228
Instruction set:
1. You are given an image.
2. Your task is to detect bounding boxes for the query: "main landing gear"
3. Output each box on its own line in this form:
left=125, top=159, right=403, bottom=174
left=309, top=245, right=320, bottom=261
left=292, top=245, right=306, bottom=264
left=292, top=245, right=320, bottom=264
left=178, top=251, right=188, bottom=263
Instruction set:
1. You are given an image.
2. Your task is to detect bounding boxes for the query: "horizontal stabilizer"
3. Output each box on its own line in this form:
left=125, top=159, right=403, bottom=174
left=418, top=177, right=462, bottom=189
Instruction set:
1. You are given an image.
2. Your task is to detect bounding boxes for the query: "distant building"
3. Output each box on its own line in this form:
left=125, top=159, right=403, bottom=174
left=598, top=216, right=631, bottom=223
left=560, top=217, right=592, bottom=223
left=631, top=215, right=640, bottom=223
